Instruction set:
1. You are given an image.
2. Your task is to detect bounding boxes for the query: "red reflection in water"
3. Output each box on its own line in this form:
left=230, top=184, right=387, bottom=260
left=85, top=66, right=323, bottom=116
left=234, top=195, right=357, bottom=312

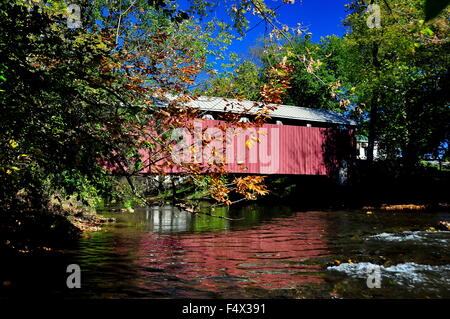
left=134, top=212, right=330, bottom=291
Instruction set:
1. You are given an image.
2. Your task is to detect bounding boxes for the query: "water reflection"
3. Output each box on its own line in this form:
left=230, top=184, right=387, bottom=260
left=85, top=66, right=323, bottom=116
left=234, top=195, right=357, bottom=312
left=4, top=204, right=449, bottom=298
left=145, top=206, right=193, bottom=233
left=123, top=207, right=331, bottom=292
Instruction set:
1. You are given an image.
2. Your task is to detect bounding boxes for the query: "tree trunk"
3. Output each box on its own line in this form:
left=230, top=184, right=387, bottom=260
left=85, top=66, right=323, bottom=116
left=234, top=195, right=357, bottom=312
left=367, top=102, right=378, bottom=163
left=367, top=42, right=381, bottom=164
left=403, top=141, right=420, bottom=168
left=171, top=176, right=176, bottom=204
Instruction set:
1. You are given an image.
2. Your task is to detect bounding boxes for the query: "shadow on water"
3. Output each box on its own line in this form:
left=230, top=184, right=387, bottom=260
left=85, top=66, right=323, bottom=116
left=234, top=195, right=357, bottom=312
left=1, top=203, right=450, bottom=299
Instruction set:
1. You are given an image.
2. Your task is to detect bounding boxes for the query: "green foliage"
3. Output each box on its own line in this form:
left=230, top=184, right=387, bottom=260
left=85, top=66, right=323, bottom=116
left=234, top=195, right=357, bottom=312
left=0, top=1, right=148, bottom=211
left=52, top=169, right=112, bottom=208
left=0, top=0, right=264, bottom=214
left=341, top=0, right=450, bottom=164
left=195, top=0, right=448, bottom=168
left=260, top=34, right=351, bottom=111
left=2, top=0, right=448, bottom=224
left=196, top=61, right=263, bottom=100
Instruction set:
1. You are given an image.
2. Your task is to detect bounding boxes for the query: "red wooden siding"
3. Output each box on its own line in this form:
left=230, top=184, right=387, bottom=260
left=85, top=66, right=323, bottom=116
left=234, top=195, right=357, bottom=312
left=139, top=119, right=354, bottom=177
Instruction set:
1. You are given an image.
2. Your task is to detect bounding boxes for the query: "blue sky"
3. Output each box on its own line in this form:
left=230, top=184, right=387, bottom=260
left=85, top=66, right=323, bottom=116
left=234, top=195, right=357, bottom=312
left=185, top=0, right=351, bottom=75
left=218, top=0, right=349, bottom=60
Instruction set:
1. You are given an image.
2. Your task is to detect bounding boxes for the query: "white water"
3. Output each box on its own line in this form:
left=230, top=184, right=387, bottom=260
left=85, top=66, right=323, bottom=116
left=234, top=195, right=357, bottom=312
left=366, top=231, right=450, bottom=244
left=328, top=262, right=450, bottom=289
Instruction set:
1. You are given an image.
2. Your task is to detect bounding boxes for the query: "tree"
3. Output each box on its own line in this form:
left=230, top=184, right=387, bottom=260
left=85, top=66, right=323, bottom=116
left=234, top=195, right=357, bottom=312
left=342, top=0, right=450, bottom=165
left=196, top=61, right=263, bottom=100
left=1, top=0, right=297, bottom=215
left=0, top=1, right=133, bottom=211
left=259, top=34, right=352, bottom=112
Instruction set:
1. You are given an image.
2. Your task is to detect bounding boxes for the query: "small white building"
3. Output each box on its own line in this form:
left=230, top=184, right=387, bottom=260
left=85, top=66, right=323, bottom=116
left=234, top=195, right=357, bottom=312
left=357, top=135, right=379, bottom=160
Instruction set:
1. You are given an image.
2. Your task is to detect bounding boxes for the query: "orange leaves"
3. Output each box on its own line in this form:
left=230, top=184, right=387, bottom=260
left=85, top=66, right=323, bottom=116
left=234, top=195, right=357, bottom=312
left=205, top=174, right=269, bottom=205
left=210, top=186, right=232, bottom=206
left=260, top=61, right=293, bottom=105
left=255, top=60, right=294, bottom=126
left=208, top=175, right=232, bottom=205
left=181, top=65, right=199, bottom=76
left=234, top=176, right=269, bottom=200
left=95, top=20, right=277, bottom=208
left=180, top=76, right=195, bottom=84
left=179, top=65, right=201, bottom=85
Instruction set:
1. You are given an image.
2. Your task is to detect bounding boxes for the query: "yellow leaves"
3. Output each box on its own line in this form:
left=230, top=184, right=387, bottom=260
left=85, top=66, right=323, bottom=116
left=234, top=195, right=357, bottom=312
left=9, top=139, right=18, bottom=148
left=245, top=136, right=259, bottom=149
left=95, top=41, right=108, bottom=51
left=257, top=130, right=267, bottom=136
left=162, top=160, right=173, bottom=167
left=209, top=179, right=232, bottom=205
left=2, top=140, right=23, bottom=175
left=207, top=175, right=269, bottom=205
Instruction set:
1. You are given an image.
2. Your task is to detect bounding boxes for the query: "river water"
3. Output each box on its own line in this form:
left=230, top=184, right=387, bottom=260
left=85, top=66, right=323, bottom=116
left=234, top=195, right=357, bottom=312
left=2, top=204, right=450, bottom=298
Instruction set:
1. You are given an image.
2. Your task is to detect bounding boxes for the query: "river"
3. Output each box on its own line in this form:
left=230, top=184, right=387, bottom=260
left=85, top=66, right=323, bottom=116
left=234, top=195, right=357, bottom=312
left=2, top=204, right=450, bottom=298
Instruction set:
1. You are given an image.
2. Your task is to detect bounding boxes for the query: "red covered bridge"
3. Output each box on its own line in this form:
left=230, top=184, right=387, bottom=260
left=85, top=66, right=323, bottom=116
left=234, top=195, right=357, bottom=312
left=140, top=96, right=356, bottom=179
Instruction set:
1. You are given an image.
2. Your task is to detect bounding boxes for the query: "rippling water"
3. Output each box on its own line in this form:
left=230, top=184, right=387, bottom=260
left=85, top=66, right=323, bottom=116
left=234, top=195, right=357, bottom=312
left=2, top=204, right=450, bottom=298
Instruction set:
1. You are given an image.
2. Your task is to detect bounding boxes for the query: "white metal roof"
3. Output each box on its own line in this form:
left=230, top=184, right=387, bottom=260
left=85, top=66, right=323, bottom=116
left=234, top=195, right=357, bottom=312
left=154, top=95, right=356, bottom=126
left=185, top=96, right=356, bottom=126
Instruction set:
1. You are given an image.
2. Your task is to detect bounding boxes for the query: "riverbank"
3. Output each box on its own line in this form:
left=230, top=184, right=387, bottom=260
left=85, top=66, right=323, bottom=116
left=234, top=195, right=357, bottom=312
left=0, top=194, right=115, bottom=256
left=139, top=161, right=449, bottom=210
